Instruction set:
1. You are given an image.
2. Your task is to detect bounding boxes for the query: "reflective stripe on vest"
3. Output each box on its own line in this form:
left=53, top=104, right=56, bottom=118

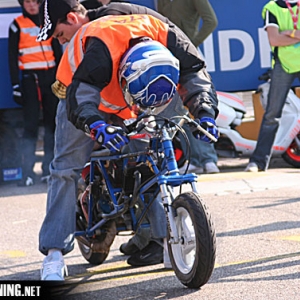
left=58, top=14, right=169, bottom=119
left=15, top=15, right=56, bottom=70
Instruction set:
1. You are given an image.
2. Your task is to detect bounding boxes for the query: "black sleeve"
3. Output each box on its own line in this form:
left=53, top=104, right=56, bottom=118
left=72, top=37, right=112, bottom=89
left=8, top=20, right=21, bottom=86
left=67, top=37, right=113, bottom=130
left=51, top=38, right=63, bottom=67
left=264, top=10, right=279, bottom=27
left=89, top=3, right=170, bottom=23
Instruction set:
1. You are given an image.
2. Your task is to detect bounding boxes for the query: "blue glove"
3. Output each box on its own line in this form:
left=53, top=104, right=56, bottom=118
left=90, top=121, right=129, bottom=153
left=193, top=117, right=219, bottom=143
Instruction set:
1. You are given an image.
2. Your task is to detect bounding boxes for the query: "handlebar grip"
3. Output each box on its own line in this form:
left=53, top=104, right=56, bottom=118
left=184, top=116, right=218, bottom=143
left=196, top=124, right=218, bottom=143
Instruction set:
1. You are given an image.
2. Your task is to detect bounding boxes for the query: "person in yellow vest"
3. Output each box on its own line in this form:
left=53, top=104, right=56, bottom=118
left=245, top=0, right=300, bottom=172
left=36, top=0, right=218, bottom=281
left=8, top=0, right=62, bottom=186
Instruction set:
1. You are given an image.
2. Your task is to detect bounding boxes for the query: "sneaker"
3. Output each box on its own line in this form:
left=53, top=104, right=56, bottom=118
left=41, top=251, right=67, bottom=281
left=179, top=163, right=204, bottom=174
left=127, top=241, right=163, bottom=267
left=17, top=176, right=34, bottom=187
left=120, top=238, right=139, bottom=255
left=245, top=162, right=259, bottom=172
left=204, top=162, right=220, bottom=174
left=41, top=175, right=50, bottom=184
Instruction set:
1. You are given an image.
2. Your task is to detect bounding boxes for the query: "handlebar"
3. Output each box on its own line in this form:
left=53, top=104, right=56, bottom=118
left=125, top=112, right=217, bottom=143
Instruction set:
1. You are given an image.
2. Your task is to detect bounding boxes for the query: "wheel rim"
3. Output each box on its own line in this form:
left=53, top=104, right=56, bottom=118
left=171, top=207, right=196, bottom=274
left=79, top=242, right=91, bottom=254
left=286, top=140, right=300, bottom=162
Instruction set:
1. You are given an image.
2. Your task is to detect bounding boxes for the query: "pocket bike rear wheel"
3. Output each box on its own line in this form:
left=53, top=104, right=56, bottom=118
left=77, top=238, right=109, bottom=265
left=76, top=184, right=113, bottom=265
left=76, top=208, right=112, bottom=265
left=167, top=191, right=216, bottom=289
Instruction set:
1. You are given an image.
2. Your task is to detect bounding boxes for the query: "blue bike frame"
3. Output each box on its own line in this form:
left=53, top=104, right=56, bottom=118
left=74, top=119, right=199, bottom=244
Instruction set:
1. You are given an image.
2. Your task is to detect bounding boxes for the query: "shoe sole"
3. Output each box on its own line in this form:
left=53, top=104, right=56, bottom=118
left=127, top=258, right=163, bottom=267
left=127, top=258, right=164, bottom=267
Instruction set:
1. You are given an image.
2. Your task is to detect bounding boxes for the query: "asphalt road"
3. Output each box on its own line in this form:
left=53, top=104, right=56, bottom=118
left=0, top=156, right=299, bottom=299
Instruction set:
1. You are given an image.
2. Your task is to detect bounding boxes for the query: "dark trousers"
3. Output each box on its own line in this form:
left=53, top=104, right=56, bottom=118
left=21, top=68, right=58, bottom=177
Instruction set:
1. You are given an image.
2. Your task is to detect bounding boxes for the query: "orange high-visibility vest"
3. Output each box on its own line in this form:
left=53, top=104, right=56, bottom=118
left=15, top=15, right=56, bottom=70
left=57, top=14, right=169, bottom=119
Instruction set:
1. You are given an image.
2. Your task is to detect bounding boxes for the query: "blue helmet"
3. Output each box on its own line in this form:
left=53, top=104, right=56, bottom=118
left=119, top=40, right=180, bottom=109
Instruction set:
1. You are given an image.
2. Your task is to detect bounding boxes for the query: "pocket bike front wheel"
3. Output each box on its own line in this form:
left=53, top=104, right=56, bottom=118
left=167, top=191, right=216, bottom=289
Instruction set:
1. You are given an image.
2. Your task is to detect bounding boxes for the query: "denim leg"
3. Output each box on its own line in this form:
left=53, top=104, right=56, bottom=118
left=183, top=124, right=217, bottom=166
left=147, top=194, right=167, bottom=240
left=197, top=140, right=218, bottom=166
left=130, top=195, right=167, bottom=249
left=250, top=60, right=296, bottom=170
left=128, top=139, right=167, bottom=249
left=39, top=100, right=95, bottom=255
left=160, top=93, right=218, bottom=167
left=131, top=227, right=151, bottom=250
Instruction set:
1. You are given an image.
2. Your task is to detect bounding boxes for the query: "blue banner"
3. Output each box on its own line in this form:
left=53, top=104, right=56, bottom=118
left=204, top=0, right=271, bottom=91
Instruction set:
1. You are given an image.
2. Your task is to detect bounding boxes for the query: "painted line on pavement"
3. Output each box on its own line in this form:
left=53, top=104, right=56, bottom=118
left=65, top=250, right=300, bottom=284
left=277, top=235, right=300, bottom=242
left=197, top=171, right=268, bottom=182
left=0, top=250, right=26, bottom=258
left=215, top=250, right=300, bottom=268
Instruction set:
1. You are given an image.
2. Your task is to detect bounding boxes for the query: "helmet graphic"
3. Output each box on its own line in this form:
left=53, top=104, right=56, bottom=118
left=119, top=40, right=180, bottom=109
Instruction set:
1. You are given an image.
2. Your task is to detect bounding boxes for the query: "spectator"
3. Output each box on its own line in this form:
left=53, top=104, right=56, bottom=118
left=245, top=0, right=300, bottom=172
left=37, top=0, right=218, bottom=280
left=8, top=0, right=62, bottom=186
left=157, top=0, right=219, bottom=174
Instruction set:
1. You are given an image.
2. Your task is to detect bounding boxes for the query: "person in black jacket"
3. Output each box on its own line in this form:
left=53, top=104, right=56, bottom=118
left=37, top=0, right=218, bottom=281
left=81, top=0, right=128, bottom=10
left=8, top=0, right=62, bottom=186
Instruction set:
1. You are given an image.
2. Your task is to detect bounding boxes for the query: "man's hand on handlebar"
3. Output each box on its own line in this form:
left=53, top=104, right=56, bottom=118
left=192, top=117, right=219, bottom=143
left=90, top=121, right=129, bottom=153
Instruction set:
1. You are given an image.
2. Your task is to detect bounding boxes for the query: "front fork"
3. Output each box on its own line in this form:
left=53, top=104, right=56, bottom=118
left=159, top=179, right=199, bottom=245
left=158, top=127, right=199, bottom=244
left=160, top=183, right=179, bottom=244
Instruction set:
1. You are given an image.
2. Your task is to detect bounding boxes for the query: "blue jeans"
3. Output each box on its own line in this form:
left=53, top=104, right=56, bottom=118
left=39, top=100, right=166, bottom=255
left=39, top=100, right=94, bottom=255
left=250, top=58, right=300, bottom=170
left=183, top=126, right=218, bottom=166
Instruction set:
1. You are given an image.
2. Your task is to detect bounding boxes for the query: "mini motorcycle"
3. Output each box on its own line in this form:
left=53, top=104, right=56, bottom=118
left=215, top=73, right=300, bottom=167
left=75, top=109, right=216, bottom=289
